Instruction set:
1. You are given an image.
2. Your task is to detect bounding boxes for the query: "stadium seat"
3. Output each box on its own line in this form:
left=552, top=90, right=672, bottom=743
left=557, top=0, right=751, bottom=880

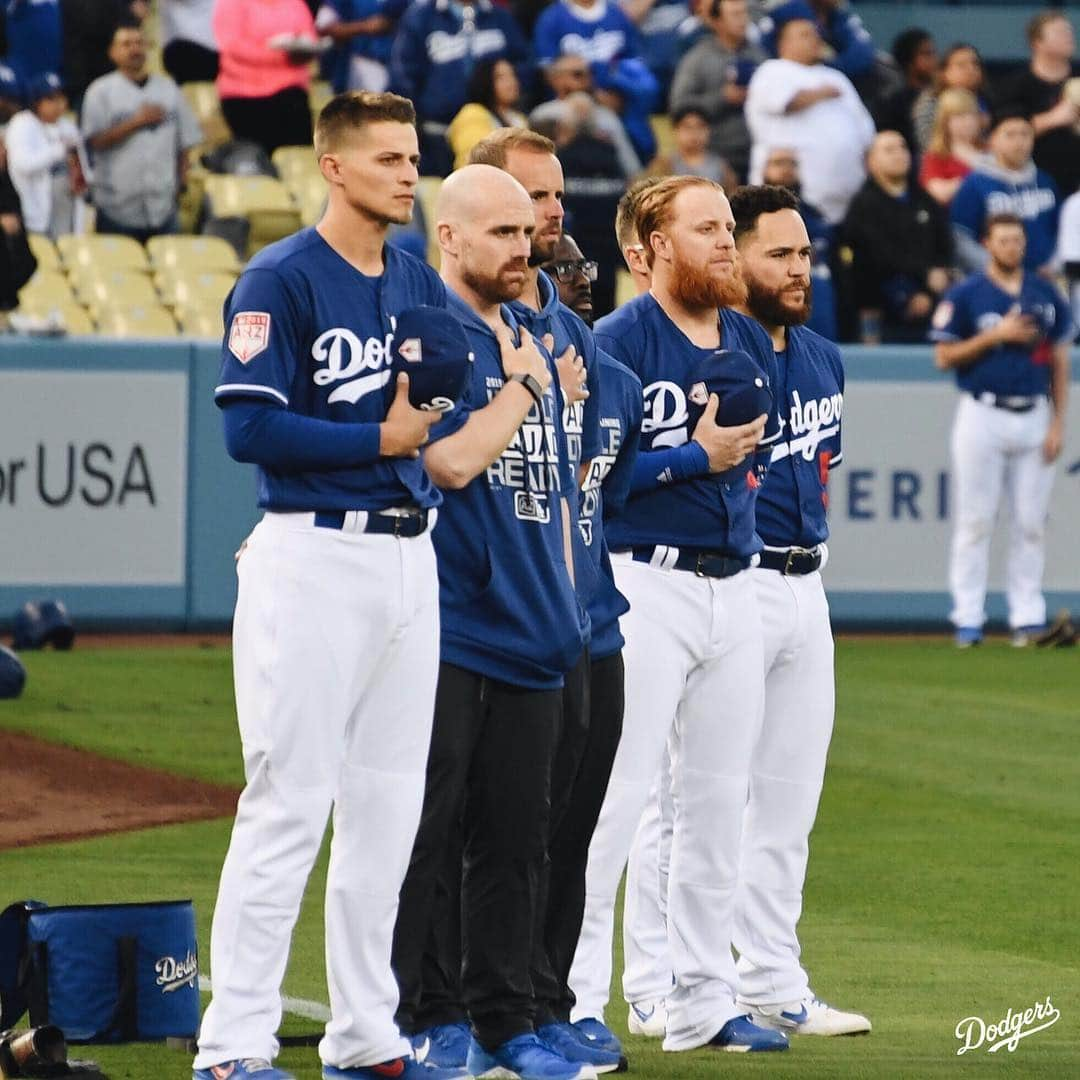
left=18, top=268, right=76, bottom=307
left=96, top=304, right=180, bottom=338
left=182, top=81, right=230, bottom=146
left=289, top=174, right=326, bottom=228
left=175, top=304, right=225, bottom=339
left=310, top=80, right=333, bottom=117
left=27, top=233, right=60, bottom=271
left=146, top=234, right=241, bottom=274
left=615, top=268, right=636, bottom=309
left=70, top=268, right=161, bottom=319
left=56, top=233, right=150, bottom=273
left=203, top=175, right=301, bottom=257
left=13, top=297, right=95, bottom=334
left=155, top=269, right=236, bottom=309
left=649, top=114, right=675, bottom=158
left=273, top=145, right=321, bottom=185
left=415, top=176, right=443, bottom=268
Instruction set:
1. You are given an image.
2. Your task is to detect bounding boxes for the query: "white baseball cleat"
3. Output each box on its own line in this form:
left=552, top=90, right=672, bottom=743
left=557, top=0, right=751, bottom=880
left=741, top=996, right=871, bottom=1036
left=626, top=998, right=667, bottom=1038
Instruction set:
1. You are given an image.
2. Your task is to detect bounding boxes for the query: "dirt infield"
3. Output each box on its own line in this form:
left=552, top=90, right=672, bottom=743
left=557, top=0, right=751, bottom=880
left=0, top=730, right=240, bottom=850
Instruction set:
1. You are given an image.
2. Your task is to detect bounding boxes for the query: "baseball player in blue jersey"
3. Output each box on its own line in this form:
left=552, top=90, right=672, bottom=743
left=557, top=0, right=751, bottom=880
left=567, top=174, right=789, bottom=1055
left=193, top=92, right=462, bottom=1080
left=931, top=211, right=1072, bottom=646
left=392, top=164, right=595, bottom=1080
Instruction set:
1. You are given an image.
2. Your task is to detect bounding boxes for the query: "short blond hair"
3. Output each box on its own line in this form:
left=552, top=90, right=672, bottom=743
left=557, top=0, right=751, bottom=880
left=314, top=91, right=416, bottom=157
left=615, top=175, right=663, bottom=249
left=468, top=127, right=556, bottom=168
left=636, top=175, right=724, bottom=266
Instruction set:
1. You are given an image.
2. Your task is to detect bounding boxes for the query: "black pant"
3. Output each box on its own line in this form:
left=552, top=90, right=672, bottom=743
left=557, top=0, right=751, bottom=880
left=393, top=662, right=561, bottom=1051
left=221, top=87, right=313, bottom=157
left=536, top=650, right=625, bottom=1022
left=163, top=39, right=219, bottom=84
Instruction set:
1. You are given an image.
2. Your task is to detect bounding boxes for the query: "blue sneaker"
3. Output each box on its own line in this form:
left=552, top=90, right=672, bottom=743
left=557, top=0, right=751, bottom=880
left=194, top=1061, right=295, bottom=1080
left=413, top=1023, right=472, bottom=1070
left=707, top=1015, right=788, bottom=1053
left=954, top=627, right=983, bottom=648
left=323, top=1055, right=467, bottom=1079
left=465, top=1033, right=598, bottom=1079
left=538, top=1023, right=625, bottom=1074
left=570, top=1019, right=623, bottom=1059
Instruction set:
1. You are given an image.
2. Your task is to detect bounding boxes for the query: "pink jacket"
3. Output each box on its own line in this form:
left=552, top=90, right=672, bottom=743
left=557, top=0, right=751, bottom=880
left=213, top=0, right=316, bottom=101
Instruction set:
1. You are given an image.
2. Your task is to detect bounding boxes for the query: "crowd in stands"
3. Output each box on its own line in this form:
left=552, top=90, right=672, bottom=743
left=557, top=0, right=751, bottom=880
left=1, top=0, right=1080, bottom=343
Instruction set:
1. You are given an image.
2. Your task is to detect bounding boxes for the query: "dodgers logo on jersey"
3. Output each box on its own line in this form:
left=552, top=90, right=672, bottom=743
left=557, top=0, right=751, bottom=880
left=312, top=326, right=394, bottom=404
left=228, top=312, right=271, bottom=364
left=642, top=380, right=688, bottom=448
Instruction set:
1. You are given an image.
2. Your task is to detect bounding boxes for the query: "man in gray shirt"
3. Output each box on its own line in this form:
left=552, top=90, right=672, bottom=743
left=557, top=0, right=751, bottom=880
left=668, top=0, right=764, bottom=181
left=81, top=21, right=202, bottom=242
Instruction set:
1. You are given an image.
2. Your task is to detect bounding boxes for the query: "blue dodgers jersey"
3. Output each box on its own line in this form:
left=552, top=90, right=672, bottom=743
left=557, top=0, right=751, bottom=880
left=216, top=230, right=448, bottom=512
left=579, top=351, right=642, bottom=660
left=509, top=271, right=603, bottom=468
left=929, top=271, right=1074, bottom=398
left=755, top=325, right=844, bottom=550
left=595, top=293, right=781, bottom=557
left=533, top=0, right=640, bottom=65
left=428, top=293, right=584, bottom=690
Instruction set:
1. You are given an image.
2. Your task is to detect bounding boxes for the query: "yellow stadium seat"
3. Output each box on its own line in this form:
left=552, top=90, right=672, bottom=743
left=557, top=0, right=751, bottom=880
left=155, top=269, right=237, bottom=309
left=176, top=303, right=225, bottom=339
left=18, top=268, right=76, bottom=306
left=310, top=80, right=333, bottom=117
left=182, top=81, right=230, bottom=146
left=649, top=114, right=674, bottom=158
left=96, top=304, right=180, bottom=338
left=415, top=175, right=442, bottom=268
left=289, top=174, right=326, bottom=228
left=57, top=233, right=150, bottom=273
left=13, top=298, right=95, bottom=335
left=273, top=145, right=321, bottom=185
left=70, top=268, right=161, bottom=319
left=204, top=175, right=302, bottom=257
left=146, top=234, right=241, bottom=274
left=615, top=268, right=636, bottom=309
left=27, top=233, right=60, bottom=271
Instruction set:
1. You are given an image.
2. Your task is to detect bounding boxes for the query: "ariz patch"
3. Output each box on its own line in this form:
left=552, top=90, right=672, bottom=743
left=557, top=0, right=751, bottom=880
left=228, top=311, right=271, bottom=364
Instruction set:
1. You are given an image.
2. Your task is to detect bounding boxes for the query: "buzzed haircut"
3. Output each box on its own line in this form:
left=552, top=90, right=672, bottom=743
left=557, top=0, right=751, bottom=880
left=982, top=211, right=1025, bottom=239
left=635, top=175, right=724, bottom=266
left=729, top=184, right=800, bottom=244
left=468, top=127, right=556, bottom=169
left=615, top=175, right=662, bottom=248
left=314, top=91, right=416, bottom=157
left=1027, top=9, right=1069, bottom=46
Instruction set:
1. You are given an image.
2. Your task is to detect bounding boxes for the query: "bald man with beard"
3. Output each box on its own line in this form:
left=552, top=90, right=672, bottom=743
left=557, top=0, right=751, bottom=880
left=391, top=165, right=600, bottom=1080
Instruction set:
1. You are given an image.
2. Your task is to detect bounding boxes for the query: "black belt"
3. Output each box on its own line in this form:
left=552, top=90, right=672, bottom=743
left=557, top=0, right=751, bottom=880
left=629, top=546, right=749, bottom=579
left=313, top=507, right=429, bottom=537
left=976, top=392, right=1040, bottom=414
left=758, top=547, right=822, bottom=575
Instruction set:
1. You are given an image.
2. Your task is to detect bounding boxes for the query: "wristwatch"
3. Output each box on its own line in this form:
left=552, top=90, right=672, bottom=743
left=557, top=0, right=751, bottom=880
left=507, top=372, right=544, bottom=405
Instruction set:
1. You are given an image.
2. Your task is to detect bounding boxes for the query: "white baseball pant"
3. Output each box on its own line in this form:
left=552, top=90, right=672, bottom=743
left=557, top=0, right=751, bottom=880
left=620, top=563, right=836, bottom=1010
left=949, top=394, right=1056, bottom=630
left=193, top=511, right=439, bottom=1071
left=567, top=553, right=765, bottom=1051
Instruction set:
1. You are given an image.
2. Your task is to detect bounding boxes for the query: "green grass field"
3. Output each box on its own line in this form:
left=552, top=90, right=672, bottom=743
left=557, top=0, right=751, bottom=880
left=0, top=639, right=1077, bottom=1079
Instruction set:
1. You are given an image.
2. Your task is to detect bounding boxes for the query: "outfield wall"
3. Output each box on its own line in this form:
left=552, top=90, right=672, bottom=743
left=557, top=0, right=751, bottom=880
left=0, top=338, right=1078, bottom=629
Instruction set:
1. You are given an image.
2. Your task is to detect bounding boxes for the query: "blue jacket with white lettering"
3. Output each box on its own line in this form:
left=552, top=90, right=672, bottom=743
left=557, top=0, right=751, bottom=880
left=430, top=291, right=585, bottom=689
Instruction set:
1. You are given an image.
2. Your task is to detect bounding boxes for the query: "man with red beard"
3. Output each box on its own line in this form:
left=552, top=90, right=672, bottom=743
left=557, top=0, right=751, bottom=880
left=566, top=174, right=790, bottom=1055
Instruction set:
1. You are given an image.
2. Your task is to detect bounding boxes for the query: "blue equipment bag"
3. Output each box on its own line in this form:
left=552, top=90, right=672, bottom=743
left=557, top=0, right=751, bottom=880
left=2, top=900, right=199, bottom=1042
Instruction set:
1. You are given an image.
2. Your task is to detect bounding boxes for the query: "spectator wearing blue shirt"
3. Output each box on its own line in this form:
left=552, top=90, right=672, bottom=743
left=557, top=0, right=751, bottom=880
left=317, top=0, right=408, bottom=93
left=951, top=110, right=1059, bottom=275
left=2, top=0, right=62, bottom=91
left=390, top=0, right=530, bottom=173
left=806, top=0, right=875, bottom=83
left=533, top=0, right=658, bottom=160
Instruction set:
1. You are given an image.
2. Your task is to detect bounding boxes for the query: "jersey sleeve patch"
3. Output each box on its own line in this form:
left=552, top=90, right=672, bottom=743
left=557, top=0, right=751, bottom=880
left=228, top=311, right=272, bottom=364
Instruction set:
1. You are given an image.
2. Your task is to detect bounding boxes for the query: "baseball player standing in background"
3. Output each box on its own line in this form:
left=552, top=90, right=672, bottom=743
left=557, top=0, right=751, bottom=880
left=568, top=175, right=788, bottom=1056
left=931, top=211, right=1073, bottom=647
left=393, top=163, right=595, bottom=1080
left=194, top=92, right=460, bottom=1080
left=728, top=184, right=870, bottom=1036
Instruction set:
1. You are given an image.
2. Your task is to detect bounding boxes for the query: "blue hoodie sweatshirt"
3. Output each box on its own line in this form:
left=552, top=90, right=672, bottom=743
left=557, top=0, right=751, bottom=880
left=430, top=292, right=585, bottom=689
left=389, top=0, right=531, bottom=124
